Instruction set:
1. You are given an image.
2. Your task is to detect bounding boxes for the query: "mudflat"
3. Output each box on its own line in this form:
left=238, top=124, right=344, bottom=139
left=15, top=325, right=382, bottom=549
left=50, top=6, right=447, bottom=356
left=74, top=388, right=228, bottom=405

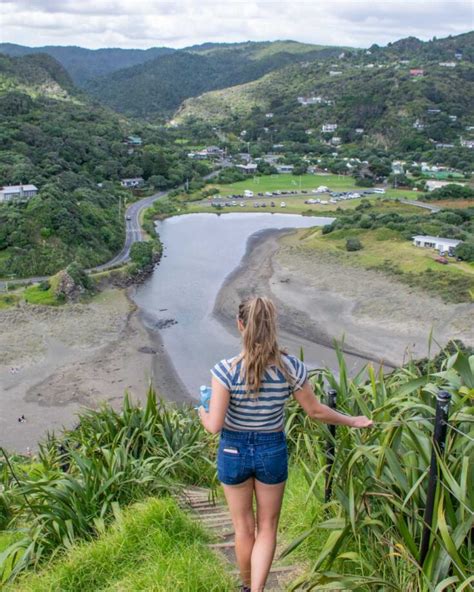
left=214, top=229, right=473, bottom=367
left=0, top=288, right=190, bottom=452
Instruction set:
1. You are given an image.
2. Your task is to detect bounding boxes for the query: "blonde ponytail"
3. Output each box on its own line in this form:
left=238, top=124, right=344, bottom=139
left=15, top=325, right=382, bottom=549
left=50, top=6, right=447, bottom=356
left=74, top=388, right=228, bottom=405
left=236, top=296, right=291, bottom=395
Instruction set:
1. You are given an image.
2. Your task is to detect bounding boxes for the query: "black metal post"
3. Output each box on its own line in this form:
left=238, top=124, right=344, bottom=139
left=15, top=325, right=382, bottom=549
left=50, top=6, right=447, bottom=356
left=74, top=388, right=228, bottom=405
left=324, top=389, right=338, bottom=503
left=419, top=390, right=451, bottom=566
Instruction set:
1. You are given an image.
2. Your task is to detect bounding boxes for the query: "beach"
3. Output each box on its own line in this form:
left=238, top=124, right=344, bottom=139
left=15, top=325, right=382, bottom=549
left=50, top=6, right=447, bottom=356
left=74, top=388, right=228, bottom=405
left=0, top=289, right=191, bottom=452
left=214, top=228, right=473, bottom=366
left=1, top=227, right=472, bottom=452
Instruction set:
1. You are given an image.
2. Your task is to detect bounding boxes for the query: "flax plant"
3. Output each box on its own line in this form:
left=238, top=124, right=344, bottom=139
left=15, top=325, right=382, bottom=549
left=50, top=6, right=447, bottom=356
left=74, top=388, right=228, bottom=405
left=284, top=343, right=473, bottom=591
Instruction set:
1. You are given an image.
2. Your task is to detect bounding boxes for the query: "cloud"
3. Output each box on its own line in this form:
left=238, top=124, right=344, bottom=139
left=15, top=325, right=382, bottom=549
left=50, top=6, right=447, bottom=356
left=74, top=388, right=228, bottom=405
left=1, top=0, right=472, bottom=49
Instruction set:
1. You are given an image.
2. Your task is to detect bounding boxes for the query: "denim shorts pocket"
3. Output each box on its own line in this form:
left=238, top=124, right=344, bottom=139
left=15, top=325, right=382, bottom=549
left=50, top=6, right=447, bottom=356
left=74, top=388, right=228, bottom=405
left=217, top=444, right=244, bottom=484
left=260, top=443, right=288, bottom=484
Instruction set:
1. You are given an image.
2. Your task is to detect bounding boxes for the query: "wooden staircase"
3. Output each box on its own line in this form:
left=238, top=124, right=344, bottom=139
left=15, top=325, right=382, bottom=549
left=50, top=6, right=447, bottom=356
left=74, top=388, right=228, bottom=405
left=178, top=486, right=299, bottom=591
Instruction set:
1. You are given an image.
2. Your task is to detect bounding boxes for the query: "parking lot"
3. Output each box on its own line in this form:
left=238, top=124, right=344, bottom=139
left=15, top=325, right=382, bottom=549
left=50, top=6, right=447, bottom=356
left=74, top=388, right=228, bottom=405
left=202, top=187, right=385, bottom=209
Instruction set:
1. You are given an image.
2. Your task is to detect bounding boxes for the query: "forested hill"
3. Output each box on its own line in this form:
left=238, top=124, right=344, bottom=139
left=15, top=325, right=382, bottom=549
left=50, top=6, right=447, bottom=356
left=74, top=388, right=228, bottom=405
left=82, top=40, right=350, bottom=118
left=0, top=43, right=175, bottom=86
left=0, top=52, right=76, bottom=99
left=0, top=53, right=203, bottom=278
left=174, top=32, right=474, bottom=155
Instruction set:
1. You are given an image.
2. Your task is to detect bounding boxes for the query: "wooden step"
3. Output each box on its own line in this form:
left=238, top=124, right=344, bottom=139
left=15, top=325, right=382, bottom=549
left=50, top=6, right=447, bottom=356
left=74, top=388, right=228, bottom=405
left=208, top=541, right=235, bottom=549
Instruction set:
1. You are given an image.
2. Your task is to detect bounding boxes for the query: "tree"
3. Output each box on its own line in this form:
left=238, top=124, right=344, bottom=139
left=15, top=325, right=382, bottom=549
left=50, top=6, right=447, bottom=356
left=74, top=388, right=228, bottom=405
left=130, top=241, right=154, bottom=269
left=454, top=242, right=474, bottom=262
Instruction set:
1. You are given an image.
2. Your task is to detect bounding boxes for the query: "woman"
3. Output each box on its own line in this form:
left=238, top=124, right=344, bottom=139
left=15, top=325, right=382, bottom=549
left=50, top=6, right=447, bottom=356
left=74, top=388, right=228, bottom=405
left=199, top=296, right=372, bottom=592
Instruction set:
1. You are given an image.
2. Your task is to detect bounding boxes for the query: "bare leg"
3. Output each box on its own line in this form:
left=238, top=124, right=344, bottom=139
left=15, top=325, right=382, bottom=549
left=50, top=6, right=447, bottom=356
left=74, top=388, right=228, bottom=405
left=250, top=479, right=286, bottom=592
left=222, top=478, right=255, bottom=588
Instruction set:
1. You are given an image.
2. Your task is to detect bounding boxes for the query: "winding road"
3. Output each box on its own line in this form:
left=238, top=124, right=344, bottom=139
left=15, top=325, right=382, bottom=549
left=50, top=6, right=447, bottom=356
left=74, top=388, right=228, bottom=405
left=0, top=168, right=223, bottom=290
left=0, top=188, right=169, bottom=290
left=93, top=189, right=167, bottom=271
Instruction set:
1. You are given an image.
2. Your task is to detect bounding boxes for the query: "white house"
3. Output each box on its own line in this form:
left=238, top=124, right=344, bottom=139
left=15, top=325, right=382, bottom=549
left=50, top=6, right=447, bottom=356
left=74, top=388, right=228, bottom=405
left=236, top=163, right=258, bottom=174
left=120, top=177, right=144, bottom=188
left=0, top=184, right=38, bottom=203
left=276, top=164, right=295, bottom=174
left=355, top=128, right=364, bottom=134
left=461, top=139, right=474, bottom=149
left=426, top=180, right=464, bottom=192
left=329, top=70, right=342, bottom=76
left=413, top=119, right=425, bottom=130
left=322, top=123, right=338, bottom=133
left=297, top=96, right=321, bottom=106
left=439, top=62, right=457, bottom=68
left=412, top=235, right=462, bottom=255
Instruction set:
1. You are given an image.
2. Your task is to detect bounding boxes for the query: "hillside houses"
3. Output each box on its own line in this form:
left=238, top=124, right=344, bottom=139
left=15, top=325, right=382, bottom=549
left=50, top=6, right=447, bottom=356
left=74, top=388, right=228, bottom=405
left=276, top=164, right=295, bottom=174
left=120, top=177, right=144, bottom=188
left=0, top=184, right=38, bottom=203
left=413, top=118, right=425, bottom=130
left=460, top=139, right=474, bottom=149
left=297, top=96, right=333, bottom=106
left=439, top=61, right=457, bottom=68
left=322, top=123, right=338, bottom=133
left=236, top=163, right=258, bottom=174
left=410, top=69, right=424, bottom=77
left=187, top=146, right=224, bottom=159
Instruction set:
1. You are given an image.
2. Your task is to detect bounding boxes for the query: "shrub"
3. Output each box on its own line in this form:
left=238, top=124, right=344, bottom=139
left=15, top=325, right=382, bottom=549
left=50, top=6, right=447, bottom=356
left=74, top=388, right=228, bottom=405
left=346, top=238, right=363, bottom=251
left=454, top=241, right=474, bottom=262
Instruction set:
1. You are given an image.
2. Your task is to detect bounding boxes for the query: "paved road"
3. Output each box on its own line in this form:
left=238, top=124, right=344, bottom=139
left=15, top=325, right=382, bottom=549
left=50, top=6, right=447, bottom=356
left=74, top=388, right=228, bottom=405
left=93, top=189, right=167, bottom=271
left=400, top=199, right=441, bottom=213
left=0, top=189, right=169, bottom=290
left=0, top=171, right=222, bottom=290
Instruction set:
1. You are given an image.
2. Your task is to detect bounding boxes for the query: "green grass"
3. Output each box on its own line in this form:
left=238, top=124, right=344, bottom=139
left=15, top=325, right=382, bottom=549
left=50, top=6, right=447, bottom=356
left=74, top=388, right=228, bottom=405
left=284, top=227, right=474, bottom=302
left=279, top=466, right=326, bottom=562
left=23, top=284, right=61, bottom=306
left=10, top=497, right=234, bottom=592
left=0, top=293, right=20, bottom=309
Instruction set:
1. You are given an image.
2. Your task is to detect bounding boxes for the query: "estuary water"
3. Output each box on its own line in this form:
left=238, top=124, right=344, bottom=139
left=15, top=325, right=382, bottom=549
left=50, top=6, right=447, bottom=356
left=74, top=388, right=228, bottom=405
left=131, top=213, right=337, bottom=397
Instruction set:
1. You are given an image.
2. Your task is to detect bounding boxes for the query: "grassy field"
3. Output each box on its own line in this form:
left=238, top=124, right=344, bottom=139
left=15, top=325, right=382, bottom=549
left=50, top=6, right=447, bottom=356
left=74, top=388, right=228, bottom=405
left=284, top=226, right=474, bottom=302
left=294, top=226, right=474, bottom=276
left=201, top=173, right=418, bottom=198
left=10, top=497, right=234, bottom=592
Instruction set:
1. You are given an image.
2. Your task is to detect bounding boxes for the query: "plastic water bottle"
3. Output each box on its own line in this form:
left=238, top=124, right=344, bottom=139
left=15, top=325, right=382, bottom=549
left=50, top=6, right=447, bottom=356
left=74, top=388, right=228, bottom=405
left=197, top=385, right=211, bottom=411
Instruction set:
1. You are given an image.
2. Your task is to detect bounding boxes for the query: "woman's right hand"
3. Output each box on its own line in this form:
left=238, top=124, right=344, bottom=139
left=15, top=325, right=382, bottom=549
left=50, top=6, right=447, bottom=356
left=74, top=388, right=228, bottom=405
left=350, top=416, right=373, bottom=428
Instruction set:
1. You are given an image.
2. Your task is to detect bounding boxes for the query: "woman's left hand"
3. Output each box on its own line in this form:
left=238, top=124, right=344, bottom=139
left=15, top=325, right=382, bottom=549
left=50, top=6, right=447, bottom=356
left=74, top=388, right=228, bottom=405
left=350, top=416, right=373, bottom=428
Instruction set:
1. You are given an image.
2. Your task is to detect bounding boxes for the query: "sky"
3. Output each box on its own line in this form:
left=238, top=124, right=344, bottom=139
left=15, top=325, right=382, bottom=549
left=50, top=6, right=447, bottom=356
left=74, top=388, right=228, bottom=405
left=1, top=0, right=473, bottom=50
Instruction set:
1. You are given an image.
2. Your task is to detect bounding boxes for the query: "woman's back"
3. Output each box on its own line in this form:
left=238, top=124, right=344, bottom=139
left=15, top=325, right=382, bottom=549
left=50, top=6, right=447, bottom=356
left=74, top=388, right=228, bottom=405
left=211, top=353, right=307, bottom=432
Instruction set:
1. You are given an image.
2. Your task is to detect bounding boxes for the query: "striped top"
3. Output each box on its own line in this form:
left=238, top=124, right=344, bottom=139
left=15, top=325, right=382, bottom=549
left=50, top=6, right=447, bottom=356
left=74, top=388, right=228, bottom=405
left=210, top=354, right=308, bottom=432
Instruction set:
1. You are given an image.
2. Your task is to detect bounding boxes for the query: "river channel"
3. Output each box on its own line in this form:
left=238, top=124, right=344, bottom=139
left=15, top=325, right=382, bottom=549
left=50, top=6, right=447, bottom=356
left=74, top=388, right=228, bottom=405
left=130, top=212, right=364, bottom=398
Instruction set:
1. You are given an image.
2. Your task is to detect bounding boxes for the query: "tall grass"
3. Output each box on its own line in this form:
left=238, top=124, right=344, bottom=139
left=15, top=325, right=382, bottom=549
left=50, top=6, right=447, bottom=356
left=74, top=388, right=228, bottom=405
left=283, top=344, right=473, bottom=591
left=0, top=388, right=216, bottom=584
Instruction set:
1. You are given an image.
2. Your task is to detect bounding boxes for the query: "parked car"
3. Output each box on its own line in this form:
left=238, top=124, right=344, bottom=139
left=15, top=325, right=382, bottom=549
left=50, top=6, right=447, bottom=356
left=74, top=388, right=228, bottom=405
left=270, top=201, right=276, bottom=207
left=435, top=256, right=449, bottom=265
left=280, top=202, right=287, bottom=208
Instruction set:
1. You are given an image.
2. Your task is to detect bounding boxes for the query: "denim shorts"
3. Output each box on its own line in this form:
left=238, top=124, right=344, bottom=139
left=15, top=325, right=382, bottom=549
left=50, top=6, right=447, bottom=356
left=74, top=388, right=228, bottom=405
left=217, top=428, right=288, bottom=485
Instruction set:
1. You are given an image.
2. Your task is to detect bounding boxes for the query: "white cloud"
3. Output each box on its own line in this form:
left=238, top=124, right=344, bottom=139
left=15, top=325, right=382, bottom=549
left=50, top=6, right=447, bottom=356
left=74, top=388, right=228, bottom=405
left=0, top=0, right=472, bottom=49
